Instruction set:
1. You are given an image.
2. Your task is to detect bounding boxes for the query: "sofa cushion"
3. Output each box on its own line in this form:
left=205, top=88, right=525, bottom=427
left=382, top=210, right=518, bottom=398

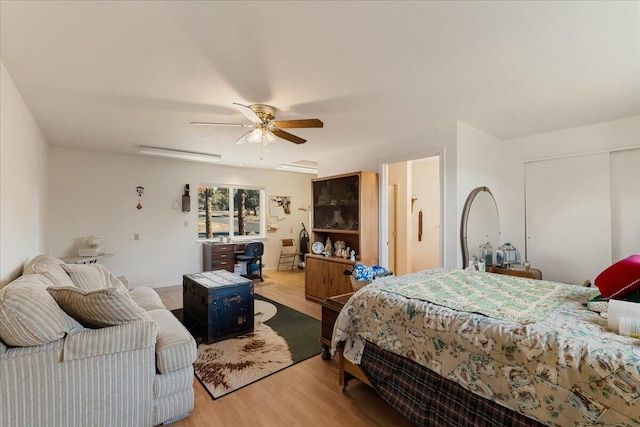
left=61, top=263, right=127, bottom=291
left=23, top=255, right=75, bottom=287
left=147, top=309, right=197, bottom=374
left=0, top=274, right=82, bottom=346
left=48, top=286, right=149, bottom=329
left=129, top=287, right=166, bottom=311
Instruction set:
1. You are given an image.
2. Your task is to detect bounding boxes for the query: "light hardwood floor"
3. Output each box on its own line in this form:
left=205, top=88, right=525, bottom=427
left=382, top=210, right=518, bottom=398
left=158, top=269, right=416, bottom=427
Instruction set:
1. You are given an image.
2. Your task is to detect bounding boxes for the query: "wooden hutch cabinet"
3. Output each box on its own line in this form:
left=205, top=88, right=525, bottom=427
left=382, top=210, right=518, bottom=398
left=304, top=171, right=378, bottom=302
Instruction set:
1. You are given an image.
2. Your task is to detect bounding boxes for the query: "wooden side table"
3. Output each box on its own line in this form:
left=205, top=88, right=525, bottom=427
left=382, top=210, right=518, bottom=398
left=320, top=292, right=353, bottom=360
left=488, top=265, right=543, bottom=280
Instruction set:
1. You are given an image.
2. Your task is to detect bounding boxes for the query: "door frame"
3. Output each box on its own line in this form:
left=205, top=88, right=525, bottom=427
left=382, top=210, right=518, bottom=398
left=378, top=148, right=445, bottom=271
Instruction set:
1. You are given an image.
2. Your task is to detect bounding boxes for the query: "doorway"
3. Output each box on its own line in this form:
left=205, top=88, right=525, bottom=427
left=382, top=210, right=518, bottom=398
left=383, top=155, right=442, bottom=276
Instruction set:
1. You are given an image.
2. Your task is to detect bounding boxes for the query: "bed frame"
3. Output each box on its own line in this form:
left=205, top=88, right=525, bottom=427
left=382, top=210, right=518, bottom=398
left=338, top=345, right=370, bottom=389
left=339, top=342, right=545, bottom=427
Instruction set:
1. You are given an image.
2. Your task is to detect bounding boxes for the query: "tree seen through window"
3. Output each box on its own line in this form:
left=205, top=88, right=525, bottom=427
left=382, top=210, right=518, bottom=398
left=198, top=185, right=263, bottom=239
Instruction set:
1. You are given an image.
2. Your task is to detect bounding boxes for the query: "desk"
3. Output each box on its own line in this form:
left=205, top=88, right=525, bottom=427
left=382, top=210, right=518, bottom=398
left=203, top=243, right=235, bottom=272
left=202, top=242, right=249, bottom=272
left=61, top=253, right=113, bottom=264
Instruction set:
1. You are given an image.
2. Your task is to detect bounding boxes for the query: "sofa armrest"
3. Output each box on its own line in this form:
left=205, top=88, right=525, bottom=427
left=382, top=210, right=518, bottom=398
left=63, top=319, right=157, bottom=361
left=147, top=309, right=197, bottom=373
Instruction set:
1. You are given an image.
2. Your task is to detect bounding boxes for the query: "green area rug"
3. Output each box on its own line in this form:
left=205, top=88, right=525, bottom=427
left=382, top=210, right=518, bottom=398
left=172, top=295, right=321, bottom=399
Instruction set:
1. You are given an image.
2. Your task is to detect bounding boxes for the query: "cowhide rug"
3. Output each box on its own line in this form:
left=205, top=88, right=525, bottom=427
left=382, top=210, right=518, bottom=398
left=193, top=300, right=294, bottom=399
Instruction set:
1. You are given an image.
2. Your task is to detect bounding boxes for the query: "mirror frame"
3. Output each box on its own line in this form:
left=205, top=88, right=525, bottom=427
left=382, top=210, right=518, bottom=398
left=460, top=186, right=498, bottom=269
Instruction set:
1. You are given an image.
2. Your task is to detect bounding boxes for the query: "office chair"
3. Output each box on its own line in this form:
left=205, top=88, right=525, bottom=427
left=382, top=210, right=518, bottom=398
left=235, top=241, right=264, bottom=281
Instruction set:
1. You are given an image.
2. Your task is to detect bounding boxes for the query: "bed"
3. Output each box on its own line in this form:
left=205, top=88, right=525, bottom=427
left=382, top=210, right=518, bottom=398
left=331, top=268, right=640, bottom=427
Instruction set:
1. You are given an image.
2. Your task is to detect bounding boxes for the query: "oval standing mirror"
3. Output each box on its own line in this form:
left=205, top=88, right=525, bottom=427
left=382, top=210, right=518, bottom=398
left=460, top=186, right=500, bottom=268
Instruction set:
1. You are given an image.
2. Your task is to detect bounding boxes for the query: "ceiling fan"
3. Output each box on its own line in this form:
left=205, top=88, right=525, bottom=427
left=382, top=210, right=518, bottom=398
left=191, top=103, right=323, bottom=145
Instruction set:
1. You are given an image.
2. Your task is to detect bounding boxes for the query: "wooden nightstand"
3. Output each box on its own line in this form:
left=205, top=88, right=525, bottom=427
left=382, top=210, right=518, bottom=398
left=320, top=292, right=353, bottom=360
left=488, top=265, right=543, bottom=280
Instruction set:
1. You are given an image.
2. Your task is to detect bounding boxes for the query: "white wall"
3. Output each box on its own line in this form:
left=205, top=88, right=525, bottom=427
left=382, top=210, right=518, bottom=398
left=0, top=61, right=49, bottom=285
left=455, top=117, right=640, bottom=282
left=48, top=147, right=312, bottom=287
left=500, top=116, right=640, bottom=263
left=317, top=122, right=458, bottom=268
left=456, top=122, right=504, bottom=267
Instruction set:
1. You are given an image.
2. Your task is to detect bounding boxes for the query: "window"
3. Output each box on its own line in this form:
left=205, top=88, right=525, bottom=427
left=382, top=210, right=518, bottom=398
left=198, top=184, right=265, bottom=239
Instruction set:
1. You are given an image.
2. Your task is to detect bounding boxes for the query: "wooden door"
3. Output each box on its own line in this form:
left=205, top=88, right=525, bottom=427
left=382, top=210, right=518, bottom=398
left=327, top=260, right=352, bottom=296
left=304, top=256, right=325, bottom=300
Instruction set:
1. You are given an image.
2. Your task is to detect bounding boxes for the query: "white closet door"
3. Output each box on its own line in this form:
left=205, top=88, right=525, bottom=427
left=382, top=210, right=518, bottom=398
left=611, top=149, right=640, bottom=262
left=525, top=153, right=611, bottom=285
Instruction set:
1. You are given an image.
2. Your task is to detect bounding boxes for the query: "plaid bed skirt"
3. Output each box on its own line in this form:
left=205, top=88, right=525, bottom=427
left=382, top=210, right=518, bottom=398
left=359, top=341, right=546, bottom=427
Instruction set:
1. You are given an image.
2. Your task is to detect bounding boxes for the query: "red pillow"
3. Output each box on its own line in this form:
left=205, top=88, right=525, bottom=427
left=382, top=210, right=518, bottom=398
left=595, top=254, right=640, bottom=299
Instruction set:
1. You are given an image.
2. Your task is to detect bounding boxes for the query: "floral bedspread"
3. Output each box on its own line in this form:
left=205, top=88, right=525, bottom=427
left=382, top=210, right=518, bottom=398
left=332, top=269, right=640, bottom=427
left=382, top=269, right=583, bottom=324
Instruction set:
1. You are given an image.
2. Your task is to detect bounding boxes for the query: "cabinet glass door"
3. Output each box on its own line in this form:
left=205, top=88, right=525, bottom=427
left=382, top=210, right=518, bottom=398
left=313, top=175, right=359, bottom=231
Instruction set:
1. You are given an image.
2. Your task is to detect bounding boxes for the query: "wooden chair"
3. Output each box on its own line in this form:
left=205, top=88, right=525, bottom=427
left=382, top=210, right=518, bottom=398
left=277, top=239, right=300, bottom=271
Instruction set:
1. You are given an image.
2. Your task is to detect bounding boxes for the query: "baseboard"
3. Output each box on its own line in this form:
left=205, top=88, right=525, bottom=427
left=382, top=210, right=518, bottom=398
left=145, top=280, right=182, bottom=289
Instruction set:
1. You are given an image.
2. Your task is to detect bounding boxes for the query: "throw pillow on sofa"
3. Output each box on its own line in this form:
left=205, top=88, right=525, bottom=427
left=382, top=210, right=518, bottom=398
left=0, top=274, right=83, bottom=346
left=61, top=263, right=128, bottom=291
left=48, top=286, right=149, bottom=328
left=23, top=255, right=76, bottom=288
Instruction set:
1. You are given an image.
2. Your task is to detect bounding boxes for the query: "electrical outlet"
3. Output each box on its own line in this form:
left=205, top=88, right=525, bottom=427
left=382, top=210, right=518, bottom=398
left=290, top=228, right=293, bottom=233
left=184, top=221, right=189, bottom=227
left=134, top=233, right=139, bottom=240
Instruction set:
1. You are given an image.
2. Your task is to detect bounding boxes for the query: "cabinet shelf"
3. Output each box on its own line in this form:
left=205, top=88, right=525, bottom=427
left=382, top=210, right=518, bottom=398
left=306, top=171, right=378, bottom=301
left=315, top=202, right=359, bottom=207
left=312, top=228, right=360, bottom=235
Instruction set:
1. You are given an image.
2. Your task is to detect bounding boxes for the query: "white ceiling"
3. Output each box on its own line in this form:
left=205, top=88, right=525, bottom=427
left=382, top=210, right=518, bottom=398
left=1, top=1, right=638, bottom=170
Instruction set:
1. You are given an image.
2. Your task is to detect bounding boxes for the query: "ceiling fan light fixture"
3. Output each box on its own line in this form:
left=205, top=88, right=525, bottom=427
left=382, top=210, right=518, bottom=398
left=192, top=102, right=322, bottom=146
left=264, top=131, right=276, bottom=145
left=250, top=129, right=263, bottom=143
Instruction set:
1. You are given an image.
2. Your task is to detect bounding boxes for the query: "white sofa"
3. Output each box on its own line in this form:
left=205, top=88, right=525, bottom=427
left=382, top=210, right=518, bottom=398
left=0, top=255, right=197, bottom=427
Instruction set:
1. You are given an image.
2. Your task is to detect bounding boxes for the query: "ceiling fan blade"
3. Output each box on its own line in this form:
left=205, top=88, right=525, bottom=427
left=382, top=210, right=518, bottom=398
left=271, top=128, right=306, bottom=144
left=273, top=119, right=324, bottom=129
left=190, top=121, right=251, bottom=127
left=233, top=130, right=252, bottom=145
left=233, top=103, right=262, bottom=124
